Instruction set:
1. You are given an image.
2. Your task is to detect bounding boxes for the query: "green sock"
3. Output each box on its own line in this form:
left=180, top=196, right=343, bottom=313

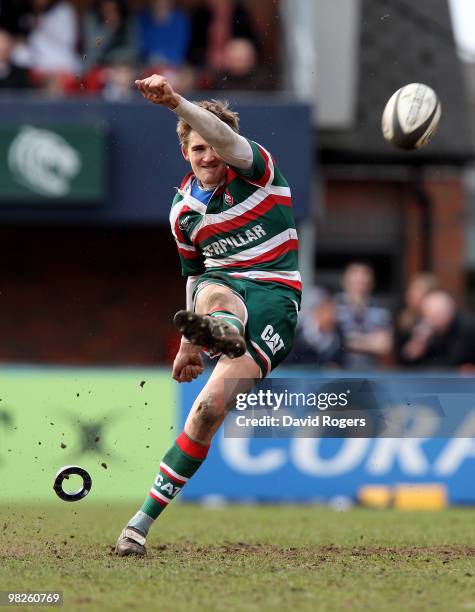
left=128, top=432, right=210, bottom=534
left=208, top=309, right=245, bottom=336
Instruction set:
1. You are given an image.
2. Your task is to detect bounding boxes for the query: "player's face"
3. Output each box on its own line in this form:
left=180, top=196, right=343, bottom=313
left=182, top=130, right=227, bottom=188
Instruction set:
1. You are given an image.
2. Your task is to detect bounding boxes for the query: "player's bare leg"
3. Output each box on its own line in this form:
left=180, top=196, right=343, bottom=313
left=115, top=286, right=259, bottom=556
left=115, top=352, right=260, bottom=556
left=184, top=352, right=260, bottom=444
left=174, top=283, right=247, bottom=359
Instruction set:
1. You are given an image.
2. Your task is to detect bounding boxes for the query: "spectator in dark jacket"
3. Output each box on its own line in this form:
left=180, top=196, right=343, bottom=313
left=287, top=287, right=344, bottom=367
left=201, top=37, right=275, bottom=91
left=336, top=262, right=393, bottom=370
left=402, top=290, right=475, bottom=368
left=83, top=0, right=138, bottom=71
left=186, top=0, right=259, bottom=69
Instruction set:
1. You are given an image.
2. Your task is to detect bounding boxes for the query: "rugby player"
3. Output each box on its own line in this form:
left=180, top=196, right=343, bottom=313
left=116, top=74, right=301, bottom=556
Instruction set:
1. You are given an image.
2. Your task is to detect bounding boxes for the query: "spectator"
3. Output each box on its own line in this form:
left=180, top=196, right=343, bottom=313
left=27, top=0, right=80, bottom=72
left=402, top=290, right=475, bottom=368
left=336, top=262, right=393, bottom=369
left=101, top=59, right=136, bottom=101
left=83, top=0, right=138, bottom=72
left=287, top=286, right=344, bottom=367
left=186, top=0, right=259, bottom=70
left=201, top=37, right=274, bottom=90
left=0, top=29, right=30, bottom=89
left=138, top=0, right=190, bottom=67
left=396, top=272, right=440, bottom=365
left=141, top=63, right=195, bottom=92
left=21, top=0, right=81, bottom=93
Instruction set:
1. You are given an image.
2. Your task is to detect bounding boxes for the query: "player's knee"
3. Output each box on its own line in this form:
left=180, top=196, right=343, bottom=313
left=206, top=290, right=234, bottom=312
left=193, top=394, right=224, bottom=429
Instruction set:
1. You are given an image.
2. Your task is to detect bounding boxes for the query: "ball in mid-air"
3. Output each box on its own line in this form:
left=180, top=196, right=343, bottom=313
left=381, top=83, right=442, bottom=150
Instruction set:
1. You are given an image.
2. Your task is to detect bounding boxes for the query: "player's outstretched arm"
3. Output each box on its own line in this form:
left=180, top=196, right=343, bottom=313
left=135, top=74, right=253, bottom=170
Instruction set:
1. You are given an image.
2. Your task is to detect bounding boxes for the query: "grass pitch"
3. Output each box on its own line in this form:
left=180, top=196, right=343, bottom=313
left=1, top=503, right=474, bottom=612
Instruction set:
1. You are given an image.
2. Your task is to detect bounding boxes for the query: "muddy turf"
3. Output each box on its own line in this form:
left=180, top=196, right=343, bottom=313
left=1, top=504, right=474, bottom=611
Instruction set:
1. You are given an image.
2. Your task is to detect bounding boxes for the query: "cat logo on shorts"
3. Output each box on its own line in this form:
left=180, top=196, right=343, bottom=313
left=261, top=324, right=284, bottom=355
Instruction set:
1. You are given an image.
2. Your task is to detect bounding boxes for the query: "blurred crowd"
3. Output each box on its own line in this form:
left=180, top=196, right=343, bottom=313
left=288, top=263, right=475, bottom=371
left=0, top=0, right=273, bottom=98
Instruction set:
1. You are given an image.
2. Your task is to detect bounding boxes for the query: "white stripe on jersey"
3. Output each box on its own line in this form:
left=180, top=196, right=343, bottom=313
left=190, top=185, right=290, bottom=242
left=228, top=270, right=301, bottom=283
left=176, top=242, right=198, bottom=252
left=169, top=192, right=208, bottom=243
left=180, top=191, right=208, bottom=215
left=204, top=228, right=298, bottom=268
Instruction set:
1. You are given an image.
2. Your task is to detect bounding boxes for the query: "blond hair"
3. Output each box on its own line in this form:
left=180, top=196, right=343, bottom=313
left=176, top=99, right=240, bottom=148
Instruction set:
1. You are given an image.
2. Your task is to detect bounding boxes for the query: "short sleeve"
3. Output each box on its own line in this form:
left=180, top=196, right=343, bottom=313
left=231, top=139, right=275, bottom=188
left=170, top=193, right=206, bottom=277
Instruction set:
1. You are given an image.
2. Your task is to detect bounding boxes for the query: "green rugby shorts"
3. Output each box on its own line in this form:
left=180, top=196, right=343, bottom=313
left=193, top=271, right=300, bottom=377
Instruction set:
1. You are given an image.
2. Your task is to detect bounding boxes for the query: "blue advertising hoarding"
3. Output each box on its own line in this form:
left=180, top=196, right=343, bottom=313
left=179, top=371, right=475, bottom=504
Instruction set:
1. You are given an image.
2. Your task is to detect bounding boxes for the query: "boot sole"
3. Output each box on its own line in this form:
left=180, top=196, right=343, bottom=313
left=174, top=310, right=246, bottom=359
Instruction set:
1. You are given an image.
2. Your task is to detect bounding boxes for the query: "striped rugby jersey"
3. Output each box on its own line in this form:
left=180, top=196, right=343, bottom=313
left=169, top=139, right=301, bottom=295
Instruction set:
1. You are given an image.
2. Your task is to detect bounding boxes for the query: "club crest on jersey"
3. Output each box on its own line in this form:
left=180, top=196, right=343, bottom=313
left=179, top=214, right=191, bottom=229
left=224, top=191, right=234, bottom=206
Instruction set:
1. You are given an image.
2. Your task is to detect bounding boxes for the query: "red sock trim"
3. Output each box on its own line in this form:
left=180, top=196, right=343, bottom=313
left=207, top=308, right=237, bottom=316
left=176, top=432, right=210, bottom=460
left=149, top=490, right=168, bottom=506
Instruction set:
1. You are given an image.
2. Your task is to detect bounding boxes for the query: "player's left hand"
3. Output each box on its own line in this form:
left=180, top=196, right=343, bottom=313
left=172, top=344, right=204, bottom=383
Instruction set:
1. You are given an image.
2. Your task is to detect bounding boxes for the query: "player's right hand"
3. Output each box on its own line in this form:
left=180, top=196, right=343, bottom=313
left=172, top=345, right=204, bottom=383
left=135, top=74, right=180, bottom=109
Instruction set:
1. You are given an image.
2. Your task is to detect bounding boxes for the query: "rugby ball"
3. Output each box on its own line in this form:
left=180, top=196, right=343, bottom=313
left=381, top=83, right=442, bottom=150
